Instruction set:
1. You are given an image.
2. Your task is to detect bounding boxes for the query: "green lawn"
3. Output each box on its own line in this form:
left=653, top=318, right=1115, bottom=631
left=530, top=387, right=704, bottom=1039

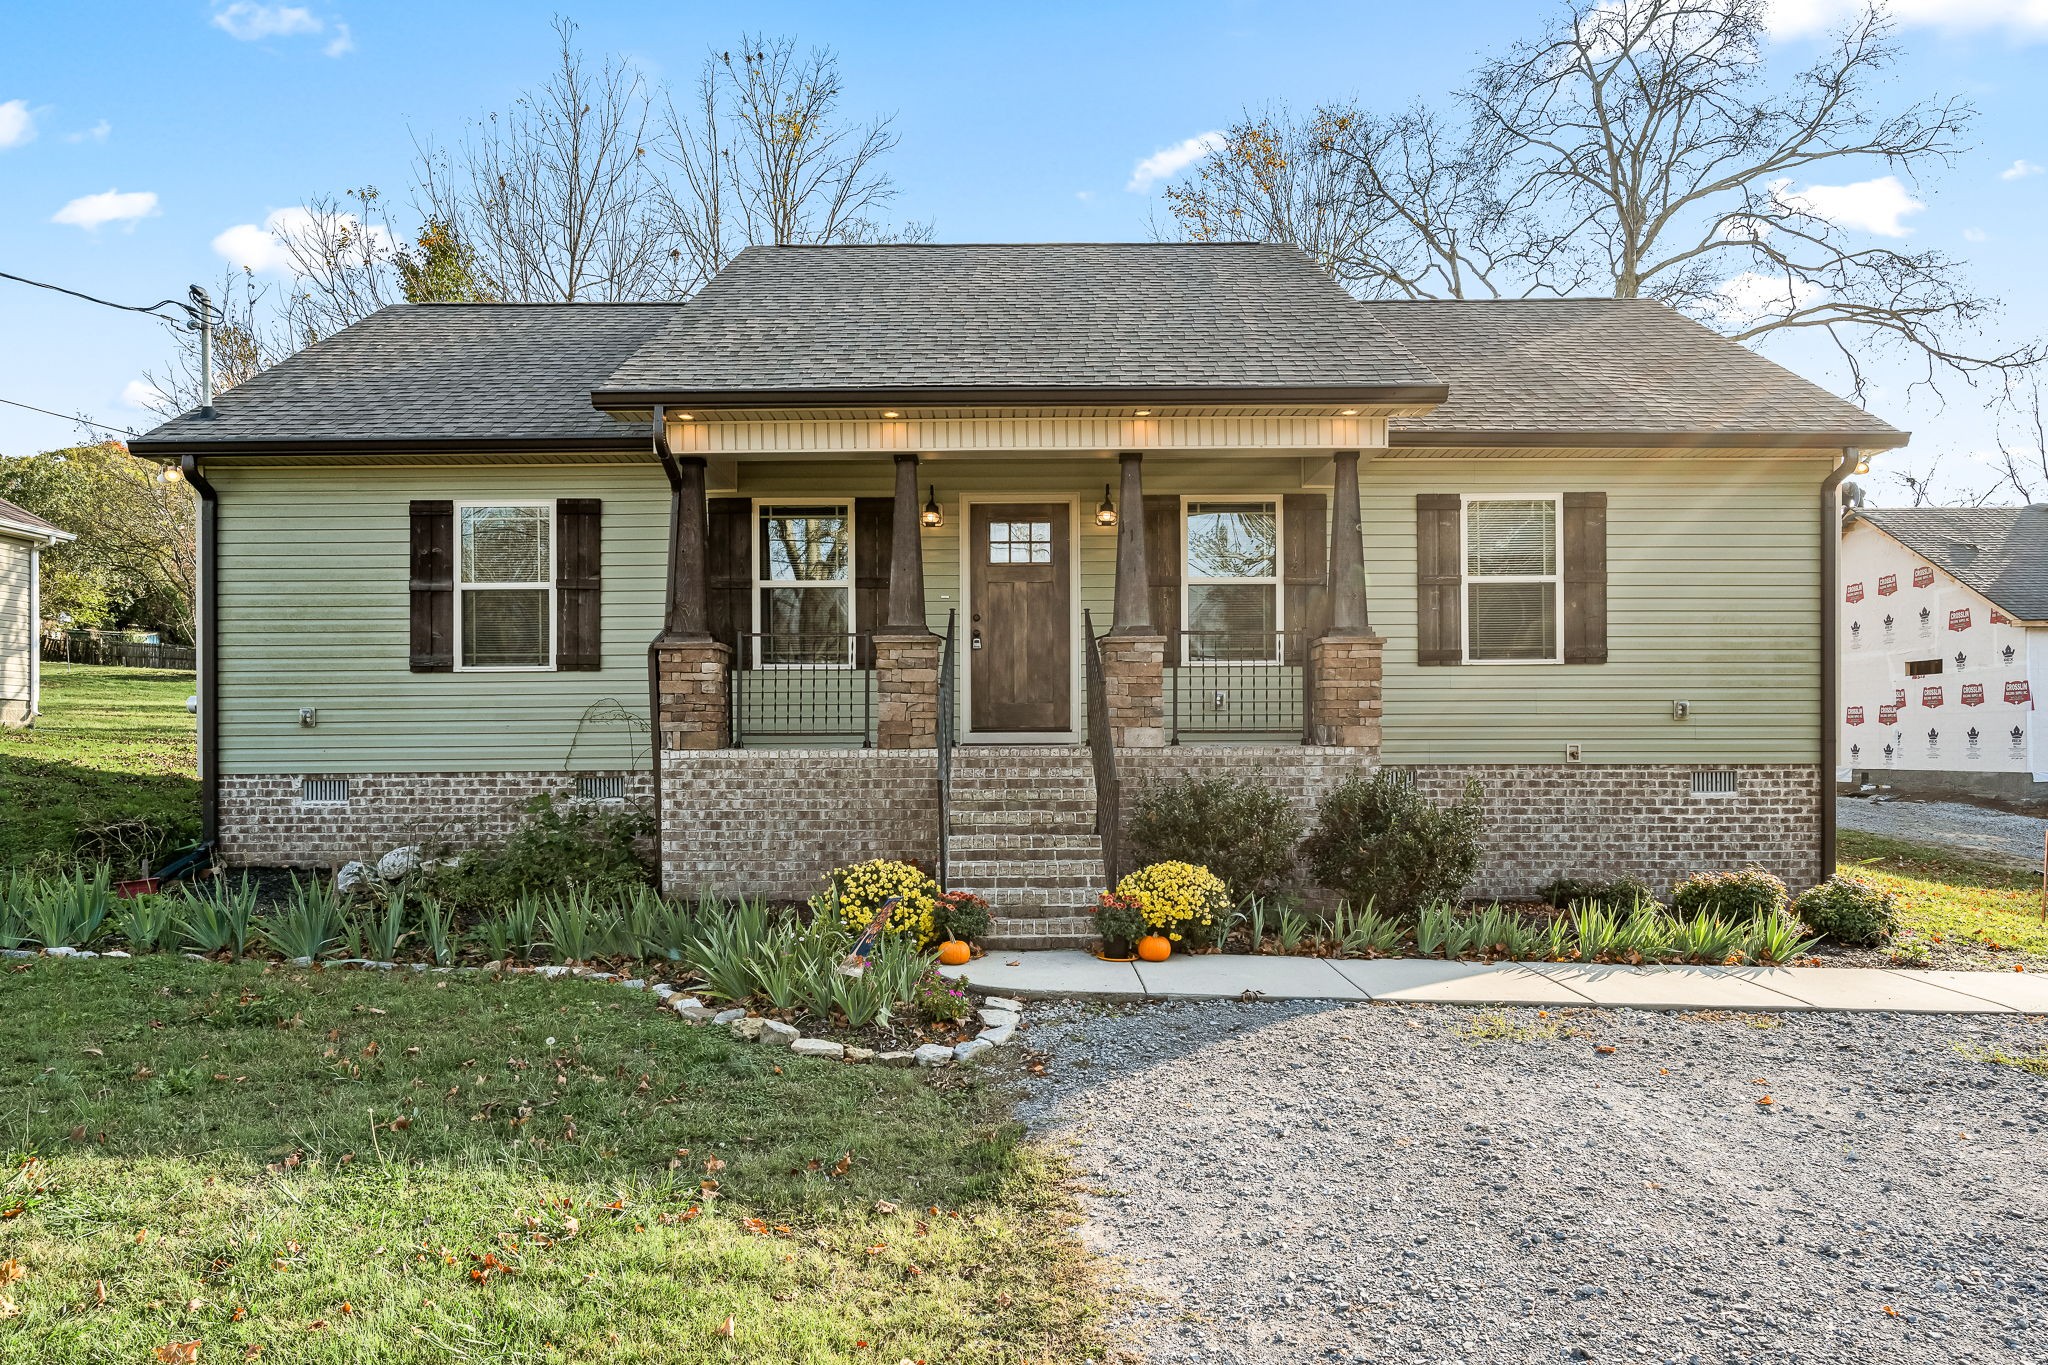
left=0, top=958, right=1104, bottom=1364
left=1838, top=829, right=2048, bottom=965
left=0, top=664, right=199, bottom=873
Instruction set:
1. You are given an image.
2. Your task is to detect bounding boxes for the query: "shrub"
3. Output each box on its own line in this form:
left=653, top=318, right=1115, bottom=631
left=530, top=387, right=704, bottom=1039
left=933, top=889, right=992, bottom=944
left=1540, top=873, right=1658, bottom=911
left=1669, top=868, right=1788, bottom=921
left=820, top=860, right=940, bottom=944
left=414, top=794, right=655, bottom=911
left=1125, top=776, right=1304, bottom=902
left=1302, top=772, right=1485, bottom=917
left=913, top=967, right=973, bottom=1025
left=1793, top=874, right=1899, bottom=947
left=1113, top=861, right=1230, bottom=947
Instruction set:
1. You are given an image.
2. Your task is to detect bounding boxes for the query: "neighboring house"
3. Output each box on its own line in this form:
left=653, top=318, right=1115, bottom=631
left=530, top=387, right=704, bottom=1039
left=130, top=242, right=1906, bottom=945
left=1839, top=506, right=2048, bottom=809
left=0, top=497, right=75, bottom=728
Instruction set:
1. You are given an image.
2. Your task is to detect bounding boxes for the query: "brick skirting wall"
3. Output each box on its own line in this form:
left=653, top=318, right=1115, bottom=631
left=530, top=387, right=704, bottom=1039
left=218, top=771, right=653, bottom=867
left=660, top=748, right=939, bottom=899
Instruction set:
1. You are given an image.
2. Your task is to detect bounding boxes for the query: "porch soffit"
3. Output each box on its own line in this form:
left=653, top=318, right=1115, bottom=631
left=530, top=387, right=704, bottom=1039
left=663, top=413, right=1392, bottom=457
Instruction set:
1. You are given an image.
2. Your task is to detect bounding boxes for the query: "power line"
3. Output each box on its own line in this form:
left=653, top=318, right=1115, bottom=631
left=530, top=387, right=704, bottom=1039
left=0, top=267, right=208, bottom=326
left=0, top=395, right=142, bottom=439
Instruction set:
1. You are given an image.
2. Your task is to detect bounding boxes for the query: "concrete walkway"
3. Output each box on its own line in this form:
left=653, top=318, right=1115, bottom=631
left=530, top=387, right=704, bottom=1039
left=942, top=950, right=2048, bottom=1014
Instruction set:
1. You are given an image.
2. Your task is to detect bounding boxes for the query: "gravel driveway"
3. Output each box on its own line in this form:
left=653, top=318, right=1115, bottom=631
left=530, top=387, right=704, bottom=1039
left=1838, top=796, right=2048, bottom=867
left=1020, top=999, right=2047, bottom=1365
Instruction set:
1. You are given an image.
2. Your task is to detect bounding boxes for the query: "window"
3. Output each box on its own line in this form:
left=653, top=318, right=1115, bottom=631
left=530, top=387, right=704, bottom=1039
left=1905, top=658, right=1943, bottom=677
left=457, top=503, right=553, bottom=669
left=1464, top=498, right=1559, bottom=662
left=756, top=503, right=852, bottom=665
left=988, top=519, right=1052, bottom=564
left=1184, top=500, right=1281, bottom=662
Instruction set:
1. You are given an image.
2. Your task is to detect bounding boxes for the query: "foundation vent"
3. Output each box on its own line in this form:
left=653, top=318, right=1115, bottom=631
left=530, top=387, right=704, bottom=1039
left=576, top=773, right=627, bottom=802
left=300, top=777, right=351, bottom=805
left=1689, top=770, right=1738, bottom=797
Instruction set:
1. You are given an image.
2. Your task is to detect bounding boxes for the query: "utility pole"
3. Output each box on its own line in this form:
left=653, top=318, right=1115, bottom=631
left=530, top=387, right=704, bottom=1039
left=191, top=284, right=216, bottom=418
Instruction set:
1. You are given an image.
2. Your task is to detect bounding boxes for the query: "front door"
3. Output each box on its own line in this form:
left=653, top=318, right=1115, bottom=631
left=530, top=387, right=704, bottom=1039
left=969, top=502, right=1072, bottom=732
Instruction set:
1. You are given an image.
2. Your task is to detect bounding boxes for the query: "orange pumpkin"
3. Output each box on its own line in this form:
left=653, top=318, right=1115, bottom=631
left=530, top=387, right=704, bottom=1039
left=1136, top=934, right=1172, bottom=963
left=935, top=939, right=973, bottom=967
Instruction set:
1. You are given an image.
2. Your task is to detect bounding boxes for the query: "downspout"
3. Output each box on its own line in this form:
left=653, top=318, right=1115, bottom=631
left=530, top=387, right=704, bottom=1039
left=1818, top=448, right=1859, bottom=887
left=181, top=454, right=220, bottom=846
left=648, top=407, right=683, bottom=854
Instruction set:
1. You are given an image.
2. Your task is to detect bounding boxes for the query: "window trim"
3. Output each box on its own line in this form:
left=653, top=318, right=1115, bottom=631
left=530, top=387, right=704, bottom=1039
left=453, top=500, right=556, bottom=673
left=749, top=497, right=857, bottom=669
left=1459, top=492, right=1564, bottom=666
left=1178, top=494, right=1285, bottom=666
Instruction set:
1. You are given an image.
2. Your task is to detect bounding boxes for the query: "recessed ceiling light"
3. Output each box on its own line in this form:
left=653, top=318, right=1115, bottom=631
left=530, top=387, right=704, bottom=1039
left=1340, top=408, right=1359, bottom=416
left=677, top=412, right=695, bottom=421
left=1133, top=408, right=1152, bottom=417
left=882, top=410, right=902, bottom=418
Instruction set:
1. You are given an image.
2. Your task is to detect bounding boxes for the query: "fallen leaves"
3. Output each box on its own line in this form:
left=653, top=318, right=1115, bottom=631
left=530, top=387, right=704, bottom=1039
left=0, top=1258, right=23, bottom=1287
left=713, top=1315, right=735, bottom=1338
left=154, top=1344, right=201, bottom=1364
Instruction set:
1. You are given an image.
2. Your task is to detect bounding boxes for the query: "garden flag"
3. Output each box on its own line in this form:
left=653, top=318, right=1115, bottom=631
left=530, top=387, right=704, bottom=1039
left=839, top=896, right=902, bottom=978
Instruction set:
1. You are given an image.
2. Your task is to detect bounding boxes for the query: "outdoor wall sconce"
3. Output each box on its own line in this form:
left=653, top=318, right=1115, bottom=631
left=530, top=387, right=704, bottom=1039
left=921, top=485, right=944, bottom=529
left=1096, top=485, right=1119, bottom=528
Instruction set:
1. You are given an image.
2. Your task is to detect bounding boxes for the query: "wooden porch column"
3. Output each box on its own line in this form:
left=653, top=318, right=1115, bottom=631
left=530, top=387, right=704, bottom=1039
left=663, top=453, right=711, bottom=640
left=875, top=452, right=941, bottom=747
left=1327, top=449, right=1368, bottom=634
left=885, top=451, right=930, bottom=631
left=1102, top=450, right=1166, bottom=746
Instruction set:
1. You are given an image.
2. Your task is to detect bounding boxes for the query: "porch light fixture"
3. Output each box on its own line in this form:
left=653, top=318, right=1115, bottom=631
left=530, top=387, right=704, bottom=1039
left=1853, top=455, right=1871, bottom=475
left=1339, top=408, right=1359, bottom=416
left=676, top=412, right=695, bottom=421
left=882, top=409, right=902, bottom=419
left=1133, top=408, right=1152, bottom=417
left=1096, top=485, right=1118, bottom=528
left=921, top=485, right=944, bottom=529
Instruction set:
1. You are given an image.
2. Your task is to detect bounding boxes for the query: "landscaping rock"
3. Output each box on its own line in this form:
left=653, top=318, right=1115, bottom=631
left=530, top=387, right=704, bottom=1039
left=953, top=1038, right=994, bottom=1063
left=877, top=1051, right=918, bottom=1068
left=711, top=1008, right=747, bottom=1026
left=376, top=845, right=422, bottom=880
left=790, top=1038, right=845, bottom=1060
left=759, top=1020, right=800, bottom=1048
left=977, top=1007, right=1020, bottom=1030
left=912, top=1043, right=953, bottom=1068
left=651, top=984, right=675, bottom=1000
left=677, top=1003, right=721, bottom=1021
left=844, top=1046, right=876, bottom=1064
left=980, top=995, right=1025, bottom=1012
left=728, top=1017, right=768, bottom=1042
left=978, top=1023, right=1016, bottom=1047
left=334, top=860, right=376, bottom=895
left=101, top=950, right=130, bottom=959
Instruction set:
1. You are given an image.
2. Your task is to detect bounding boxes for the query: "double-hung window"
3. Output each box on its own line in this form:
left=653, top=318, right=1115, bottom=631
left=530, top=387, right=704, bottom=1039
left=1184, top=499, right=1281, bottom=662
left=1464, top=497, right=1559, bottom=662
left=756, top=503, right=853, bottom=665
left=457, top=502, right=553, bottom=669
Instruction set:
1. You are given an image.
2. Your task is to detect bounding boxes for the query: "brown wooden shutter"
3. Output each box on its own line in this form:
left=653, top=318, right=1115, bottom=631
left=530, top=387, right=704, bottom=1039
left=706, top=497, right=751, bottom=655
left=408, top=499, right=454, bottom=672
left=1563, top=491, right=1608, bottom=665
left=1143, top=494, right=1180, bottom=645
left=555, top=498, right=602, bottom=671
left=852, top=496, right=893, bottom=666
left=1416, top=493, right=1462, bottom=666
left=1283, top=492, right=1328, bottom=664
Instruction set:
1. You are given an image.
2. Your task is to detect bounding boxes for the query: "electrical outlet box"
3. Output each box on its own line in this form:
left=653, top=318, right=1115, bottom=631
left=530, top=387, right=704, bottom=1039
left=298, top=707, right=318, bottom=728
left=1672, top=700, right=1691, bottom=721
left=1564, top=742, right=1583, bottom=762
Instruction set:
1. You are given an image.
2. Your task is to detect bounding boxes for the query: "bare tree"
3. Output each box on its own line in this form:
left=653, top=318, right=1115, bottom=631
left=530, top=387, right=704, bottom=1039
left=1986, top=382, right=2048, bottom=503
left=657, top=35, right=928, bottom=291
left=1162, top=0, right=2038, bottom=404
left=415, top=17, right=672, bottom=302
left=137, top=268, right=296, bottom=417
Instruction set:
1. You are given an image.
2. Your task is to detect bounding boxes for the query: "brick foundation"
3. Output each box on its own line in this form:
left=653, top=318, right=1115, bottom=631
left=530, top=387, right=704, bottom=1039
left=660, top=747, right=939, bottom=898
left=873, top=632, right=942, bottom=749
left=1307, top=634, right=1384, bottom=749
left=217, top=770, right=653, bottom=867
left=1099, top=634, right=1166, bottom=747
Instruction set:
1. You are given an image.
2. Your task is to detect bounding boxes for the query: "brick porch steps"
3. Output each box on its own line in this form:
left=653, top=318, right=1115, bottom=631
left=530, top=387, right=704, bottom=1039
left=946, top=746, right=1105, bottom=949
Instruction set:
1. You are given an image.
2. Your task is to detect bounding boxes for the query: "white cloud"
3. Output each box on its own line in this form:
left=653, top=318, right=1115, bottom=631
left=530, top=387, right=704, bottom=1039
left=1126, top=131, right=1225, bottom=192
left=1772, top=174, right=1924, bottom=236
left=210, top=3, right=354, bottom=56
left=1770, top=0, right=2048, bottom=41
left=65, top=118, right=112, bottom=144
left=119, top=379, right=162, bottom=411
left=2001, top=158, right=2044, bottom=180
left=1963, top=226, right=1989, bottom=242
left=1708, top=270, right=1824, bottom=327
left=213, top=204, right=394, bottom=274
left=1075, top=189, right=1095, bottom=202
left=51, top=188, right=160, bottom=230
left=0, top=99, right=34, bottom=149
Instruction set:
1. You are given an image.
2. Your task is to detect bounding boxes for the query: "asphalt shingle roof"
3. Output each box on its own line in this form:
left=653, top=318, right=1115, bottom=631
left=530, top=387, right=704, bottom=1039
left=1364, top=298, right=1907, bottom=448
left=1856, top=507, right=2048, bottom=623
left=132, top=304, right=676, bottom=454
left=0, top=497, right=70, bottom=540
left=593, top=243, right=1447, bottom=406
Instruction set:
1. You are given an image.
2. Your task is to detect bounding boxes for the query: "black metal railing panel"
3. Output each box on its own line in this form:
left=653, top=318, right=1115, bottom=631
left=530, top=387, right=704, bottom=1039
left=1168, top=629, right=1310, bottom=743
left=1082, top=610, right=1121, bottom=884
left=936, top=610, right=957, bottom=886
left=730, top=632, right=874, bottom=748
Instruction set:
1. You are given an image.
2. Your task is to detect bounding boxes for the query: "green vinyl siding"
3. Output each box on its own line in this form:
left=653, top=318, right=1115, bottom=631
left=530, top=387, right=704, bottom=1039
left=212, top=461, right=667, bottom=775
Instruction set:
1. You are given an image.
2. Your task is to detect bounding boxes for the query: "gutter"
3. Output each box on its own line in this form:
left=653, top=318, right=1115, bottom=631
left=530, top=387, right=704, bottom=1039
left=181, top=455, right=220, bottom=846
left=1818, top=448, right=1859, bottom=885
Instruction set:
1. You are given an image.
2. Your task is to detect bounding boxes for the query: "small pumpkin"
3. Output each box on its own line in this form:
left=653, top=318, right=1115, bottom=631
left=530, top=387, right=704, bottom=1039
left=1136, top=934, right=1172, bottom=963
left=935, top=939, right=973, bottom=967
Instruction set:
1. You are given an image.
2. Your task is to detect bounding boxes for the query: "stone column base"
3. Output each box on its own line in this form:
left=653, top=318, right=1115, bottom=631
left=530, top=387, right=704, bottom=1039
left=1100, top=633, right=1166, bottom=747
left=873, top=630, right=942, bottom=749
left=1309, top=634, right=1384, bottom=750
left=654, top=638, right=732, bottom=751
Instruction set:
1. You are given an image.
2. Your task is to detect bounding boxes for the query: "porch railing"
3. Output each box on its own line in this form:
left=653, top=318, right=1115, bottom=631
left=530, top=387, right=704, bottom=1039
left=1168, top=629, right=1311, bottom=744
left=1082, top=610, right=1122, bottom=884
left=730, top=632, right=874, bottom=748
left=936, top=610, right=957, bottom=886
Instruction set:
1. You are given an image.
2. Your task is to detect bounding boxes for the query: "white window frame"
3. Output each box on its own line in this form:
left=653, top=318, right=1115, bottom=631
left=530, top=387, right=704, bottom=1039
left=453, top=500, right=556, bottom=673
left=1179, top=495, right=1285, bottom=666
left=750, top=498, right=857, bottom=669
left=1460, top=492, right=1563, bottom=666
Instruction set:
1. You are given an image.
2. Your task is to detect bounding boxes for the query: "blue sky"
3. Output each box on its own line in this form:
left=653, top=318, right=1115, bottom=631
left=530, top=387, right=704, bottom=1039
left=2, top=0, right=2045, bottom=497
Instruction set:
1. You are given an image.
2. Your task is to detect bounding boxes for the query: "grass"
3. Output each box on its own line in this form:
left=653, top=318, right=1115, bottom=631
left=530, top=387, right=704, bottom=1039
left=0, top=958, right=1106, bottom=1364
left=1838, top=829, right=2048, bottom=965
left=1954, top=1042, right=2048, bottom=1078
left=0, top=665, right=199, bottom=874
left=1453, top=1011, right=1566, bottom=1043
